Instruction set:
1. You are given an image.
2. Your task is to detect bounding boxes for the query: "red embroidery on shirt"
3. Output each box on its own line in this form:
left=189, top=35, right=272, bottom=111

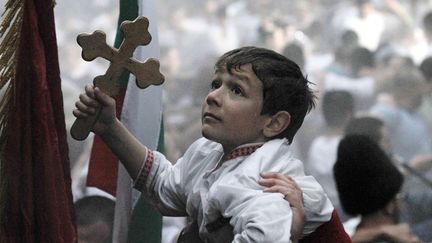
left=223, top=144, right=263, bottom=161
left=134, top=150, right=155, bottom=190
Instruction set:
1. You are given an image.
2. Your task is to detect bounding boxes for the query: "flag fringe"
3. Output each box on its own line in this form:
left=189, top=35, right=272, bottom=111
left=0, top=0, right=25, bottom=229
left=0, top=0, right=24, bottom=129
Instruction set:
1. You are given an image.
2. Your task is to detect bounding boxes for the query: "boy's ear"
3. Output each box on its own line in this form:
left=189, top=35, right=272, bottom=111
left=263, top=111, right=291, bottom=138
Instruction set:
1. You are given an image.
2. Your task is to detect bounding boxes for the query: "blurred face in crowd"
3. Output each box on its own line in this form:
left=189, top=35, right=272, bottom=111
left=395, top=83, right=427, bottom=111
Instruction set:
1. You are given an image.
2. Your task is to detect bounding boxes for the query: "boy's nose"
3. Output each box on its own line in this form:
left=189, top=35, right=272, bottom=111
left=206, top=88, right=222, bottom=106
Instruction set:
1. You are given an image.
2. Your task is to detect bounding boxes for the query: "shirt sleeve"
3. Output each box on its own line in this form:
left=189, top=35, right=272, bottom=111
left=133, top=149, right=188, bottom=216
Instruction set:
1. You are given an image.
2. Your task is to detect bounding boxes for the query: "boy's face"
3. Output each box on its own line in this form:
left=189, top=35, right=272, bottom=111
left=201, top=64, right=271, bottom=152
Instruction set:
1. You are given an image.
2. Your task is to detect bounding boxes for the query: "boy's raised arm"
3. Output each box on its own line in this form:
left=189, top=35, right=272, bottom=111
left=73, top=84, right=147, bottom=179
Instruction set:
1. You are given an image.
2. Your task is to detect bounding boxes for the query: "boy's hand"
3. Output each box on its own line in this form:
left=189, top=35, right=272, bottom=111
left=73, top=84, right=117, bottom=135
left=259, top=172, right=305, bottom=243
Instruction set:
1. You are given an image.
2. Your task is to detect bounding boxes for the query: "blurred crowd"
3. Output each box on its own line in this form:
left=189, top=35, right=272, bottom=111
left=153, top=0, right=432, bottom=161
left=55, top=0, right=432, bottom=242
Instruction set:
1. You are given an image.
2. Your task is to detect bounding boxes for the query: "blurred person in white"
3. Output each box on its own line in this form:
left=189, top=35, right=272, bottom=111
left=305, top=90, right=355, bottom=222
left=373, top=44, right=416, bottom=94
left=324, top=30, right=360, bottom=77
left=158, top=5, right=219, bottom=78
left=313, top=29, right=373, bottom=111
left=256, top=16, right=295, bottom=53
left=343, top=0, right=385, bottom=51
left=202, top=1, right=240, bottom=54
left=323, top=45, right=376, bottom=111
left=369, top=67, right=432, bottom=165
left=330, top=0, right=413, bottom=54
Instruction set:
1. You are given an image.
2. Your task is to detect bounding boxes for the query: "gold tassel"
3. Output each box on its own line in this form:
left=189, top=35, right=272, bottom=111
left=0, top=0, right=24, bottom=131
left=0, top=0, right=25, bottom=229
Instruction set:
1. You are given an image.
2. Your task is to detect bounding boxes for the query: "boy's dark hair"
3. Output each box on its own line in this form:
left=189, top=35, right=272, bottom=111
left=322, top=90, right=354, bottom=127
left=344, top=116, right=384, bottom=144
left=215, top=46, right=316, bottom=143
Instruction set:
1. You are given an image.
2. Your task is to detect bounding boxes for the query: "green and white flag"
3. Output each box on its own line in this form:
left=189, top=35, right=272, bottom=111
left=110, top=0, right=164, bottom=242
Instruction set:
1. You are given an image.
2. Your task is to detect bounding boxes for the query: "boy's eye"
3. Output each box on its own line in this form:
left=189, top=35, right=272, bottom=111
left=210, top=80, right=221, bottom=90
left=232, top=85, right=244, bottom=96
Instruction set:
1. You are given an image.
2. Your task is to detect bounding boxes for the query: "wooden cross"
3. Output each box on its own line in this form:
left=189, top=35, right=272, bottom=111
left=70, top=16, right=165, bottom=141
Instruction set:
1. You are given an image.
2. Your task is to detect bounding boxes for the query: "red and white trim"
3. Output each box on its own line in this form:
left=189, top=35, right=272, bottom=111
left=133, top=149, right=155, bottom=191
left=223, top=144, right=263, bottom=162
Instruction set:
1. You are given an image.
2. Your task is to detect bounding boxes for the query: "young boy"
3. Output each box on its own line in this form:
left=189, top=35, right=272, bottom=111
left=74, top=46, right=335, bottom=242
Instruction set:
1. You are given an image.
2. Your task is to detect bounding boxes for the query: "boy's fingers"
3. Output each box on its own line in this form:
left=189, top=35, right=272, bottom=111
left=85, top=84, right=96, bottom=98
left=94, top=87, right=115, bottom=107
left=72, top=109, right=89, bottom=118
left=75, top=101, right=96, bottom=114
left=79, top=93, right=99, bottom=108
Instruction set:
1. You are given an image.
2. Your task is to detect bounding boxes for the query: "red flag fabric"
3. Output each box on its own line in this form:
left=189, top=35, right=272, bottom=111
left=0, top=0, right=77, bottom=242
left=87, top=88, right=126, bottom=196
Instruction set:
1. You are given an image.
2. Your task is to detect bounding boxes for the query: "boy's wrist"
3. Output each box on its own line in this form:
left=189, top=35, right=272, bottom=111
left=99, top=118, right=122, bottom=138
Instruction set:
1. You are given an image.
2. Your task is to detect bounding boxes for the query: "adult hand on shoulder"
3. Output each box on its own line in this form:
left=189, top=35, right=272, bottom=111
left=73, top=84, right=117, bottom=135
left=259, top=172, right=304, bottom=210
left=259, top=172, right=305, bottom=243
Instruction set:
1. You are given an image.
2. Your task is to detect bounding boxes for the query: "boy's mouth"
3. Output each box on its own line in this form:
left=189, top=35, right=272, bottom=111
left=203, top=112, right=221, bottom=121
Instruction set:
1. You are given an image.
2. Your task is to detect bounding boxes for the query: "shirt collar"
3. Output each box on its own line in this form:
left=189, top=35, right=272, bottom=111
left=223, top=143, right=264, bottom=162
